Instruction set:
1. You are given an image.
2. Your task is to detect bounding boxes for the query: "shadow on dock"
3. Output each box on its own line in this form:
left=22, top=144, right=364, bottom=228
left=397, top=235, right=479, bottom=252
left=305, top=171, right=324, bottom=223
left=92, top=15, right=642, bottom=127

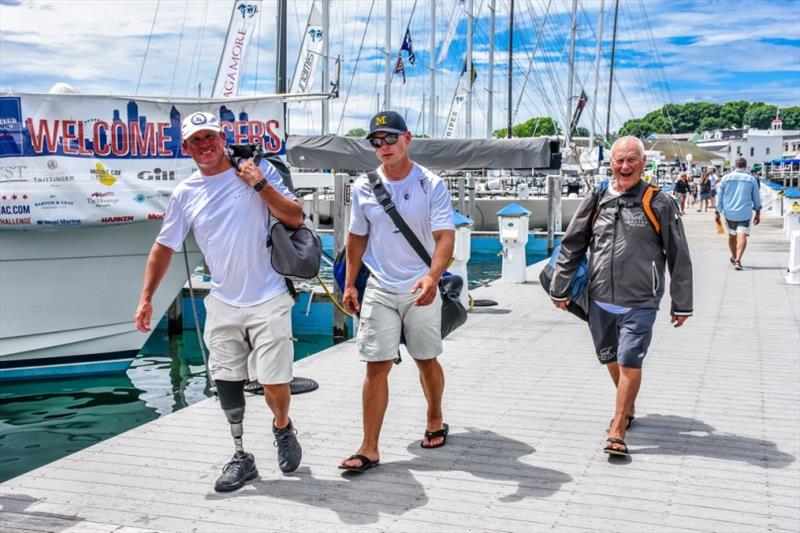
left=206, top=428, right=571, bottom=525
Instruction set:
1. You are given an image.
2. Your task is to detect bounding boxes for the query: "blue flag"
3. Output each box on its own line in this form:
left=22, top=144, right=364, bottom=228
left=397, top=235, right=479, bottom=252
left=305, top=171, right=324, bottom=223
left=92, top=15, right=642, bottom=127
left=401, top=29, right=415, bottom=66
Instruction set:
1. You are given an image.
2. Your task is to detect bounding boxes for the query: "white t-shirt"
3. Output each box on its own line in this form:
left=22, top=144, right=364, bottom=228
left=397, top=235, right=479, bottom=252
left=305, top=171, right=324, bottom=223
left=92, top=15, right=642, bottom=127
left=349, top=163, right=455, bottom=293
left=156, top=160, right=296, bottom=306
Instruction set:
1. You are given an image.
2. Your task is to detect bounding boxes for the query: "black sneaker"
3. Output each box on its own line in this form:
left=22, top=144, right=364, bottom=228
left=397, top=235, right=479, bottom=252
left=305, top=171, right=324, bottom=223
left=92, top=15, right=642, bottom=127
left=214, top=451, right=258, bottom=492
left=273, top=420, right=302, bottom=473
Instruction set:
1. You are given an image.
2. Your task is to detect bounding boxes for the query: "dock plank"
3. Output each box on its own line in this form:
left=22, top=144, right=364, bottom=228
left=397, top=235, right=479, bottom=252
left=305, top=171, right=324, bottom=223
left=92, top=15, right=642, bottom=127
left=2, top=211, right=798, bottom=532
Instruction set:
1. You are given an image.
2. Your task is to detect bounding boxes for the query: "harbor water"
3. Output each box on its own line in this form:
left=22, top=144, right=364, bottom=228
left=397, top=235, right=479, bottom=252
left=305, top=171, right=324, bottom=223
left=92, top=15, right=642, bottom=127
left=0, top=236, right=550, bottom=483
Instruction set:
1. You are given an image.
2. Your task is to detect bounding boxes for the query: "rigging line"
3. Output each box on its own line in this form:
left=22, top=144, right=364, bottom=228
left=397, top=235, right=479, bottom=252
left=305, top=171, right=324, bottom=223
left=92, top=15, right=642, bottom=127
left=389, top=0, right=418, bottom=85
left=518, top=0, right=564, bottom=127
left=135, top=0, right=161, bottom=96
left=184, top=0, right=206, bottom=95
left=513, top=0, right=552, bottom=123
left=190, top=1, right=211, bottom=96
left=252, top=0, right=264, bottom=93
left=637, top=0, right=679, bottom=136
left=335, top=0, right=376, bottom=135
left=169, top=0, right=191, bottom=98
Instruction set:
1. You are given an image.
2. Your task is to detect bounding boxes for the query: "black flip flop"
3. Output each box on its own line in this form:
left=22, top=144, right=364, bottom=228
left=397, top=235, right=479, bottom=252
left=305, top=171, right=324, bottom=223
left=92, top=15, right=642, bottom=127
left=604, top=437, right=630, bottom=456
left=338, top=454, right=380, bottom=473
left=421, top=423, right=449, bottom=449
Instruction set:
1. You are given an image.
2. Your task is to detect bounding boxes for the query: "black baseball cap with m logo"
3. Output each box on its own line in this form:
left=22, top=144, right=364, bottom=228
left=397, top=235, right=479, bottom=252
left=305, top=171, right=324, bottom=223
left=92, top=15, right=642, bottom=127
left=367, top=111, right=408, bottom=139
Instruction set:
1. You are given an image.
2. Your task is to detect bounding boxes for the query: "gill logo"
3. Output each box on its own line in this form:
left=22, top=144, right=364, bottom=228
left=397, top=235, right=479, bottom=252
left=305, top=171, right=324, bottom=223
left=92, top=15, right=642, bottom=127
left=95, top=163, right=116, bottom=186
left=374, top=115, right=388, bottom=126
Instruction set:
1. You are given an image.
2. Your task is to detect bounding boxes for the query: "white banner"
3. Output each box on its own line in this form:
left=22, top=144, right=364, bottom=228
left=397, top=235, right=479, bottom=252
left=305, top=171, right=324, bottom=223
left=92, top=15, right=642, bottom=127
left=212, top=1, right=262, bottom=98
left=443, top=89, right=467, bottom=139
left=290, top=4, right=324, bottom=94
left=0, top=93, right=284, bottom=230
left=438, top=0, right=465, bottom=64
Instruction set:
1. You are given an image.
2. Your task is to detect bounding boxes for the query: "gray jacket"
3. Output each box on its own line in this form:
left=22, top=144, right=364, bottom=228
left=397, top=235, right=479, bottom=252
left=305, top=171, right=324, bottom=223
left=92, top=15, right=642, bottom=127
left=550, top=180, right=693, bottom=315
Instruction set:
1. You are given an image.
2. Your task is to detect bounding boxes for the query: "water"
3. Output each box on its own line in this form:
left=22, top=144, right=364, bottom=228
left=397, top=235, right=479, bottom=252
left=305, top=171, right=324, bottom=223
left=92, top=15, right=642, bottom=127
left=0, top=330, right=333, bottom=483
left=0, top=238, right=549, bottom=482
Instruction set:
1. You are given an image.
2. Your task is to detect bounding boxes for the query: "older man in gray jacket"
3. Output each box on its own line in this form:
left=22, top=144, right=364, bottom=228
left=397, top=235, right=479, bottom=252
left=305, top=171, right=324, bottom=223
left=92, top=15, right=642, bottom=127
left=550, top=136, right=693, bottom=457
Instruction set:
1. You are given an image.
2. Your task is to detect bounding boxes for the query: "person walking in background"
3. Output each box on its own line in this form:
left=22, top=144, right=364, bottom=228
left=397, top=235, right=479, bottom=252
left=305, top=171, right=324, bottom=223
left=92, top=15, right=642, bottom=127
left=708, top=166, right=719, bottom=208
left=674, top=172, right=689, bottom=214
left=135, top=111, right=304, bottom=492
left=697, top=172, right=712, bottom=212
left=688, top=175, right=698, bottom=209
left=339, top=111, right=456, bottom=473
left=716, top=157, right=762, bottom=271
left=550, top=136, right=693, bottom=457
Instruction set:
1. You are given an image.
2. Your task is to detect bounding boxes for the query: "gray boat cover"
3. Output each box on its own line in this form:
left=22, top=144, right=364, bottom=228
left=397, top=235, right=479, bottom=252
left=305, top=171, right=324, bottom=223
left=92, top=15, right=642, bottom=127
left=286, top=135, right=553, bottom=171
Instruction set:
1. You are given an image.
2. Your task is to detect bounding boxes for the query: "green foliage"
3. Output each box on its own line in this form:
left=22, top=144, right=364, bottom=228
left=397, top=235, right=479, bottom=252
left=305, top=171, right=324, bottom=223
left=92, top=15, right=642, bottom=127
left=574, top=127, right=590, bottom=137
left=345, top=127, right=367, bottom=137
left=742, top=103, right=778, bottom=129
left=619, top=100, right=797, bottom=136
left=492, top=117, right=561, bottom=138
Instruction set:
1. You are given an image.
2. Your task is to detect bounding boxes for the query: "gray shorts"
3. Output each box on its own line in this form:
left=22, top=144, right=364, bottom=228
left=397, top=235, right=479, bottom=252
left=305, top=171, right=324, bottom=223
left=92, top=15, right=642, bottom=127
left=587, top=300, right=657, bottom=369
left=725, top=218, right=751, bottom=236
left=356, top=277, right=443, bottom=362
left=203, top=292, right=294, bottom=384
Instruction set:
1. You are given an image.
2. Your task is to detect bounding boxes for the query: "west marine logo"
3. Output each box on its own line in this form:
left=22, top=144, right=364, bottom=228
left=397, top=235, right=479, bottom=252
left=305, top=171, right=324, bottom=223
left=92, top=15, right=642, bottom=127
left=374, top=115, right=388, bottom=126
left=92, top=163, right=117, bottom=186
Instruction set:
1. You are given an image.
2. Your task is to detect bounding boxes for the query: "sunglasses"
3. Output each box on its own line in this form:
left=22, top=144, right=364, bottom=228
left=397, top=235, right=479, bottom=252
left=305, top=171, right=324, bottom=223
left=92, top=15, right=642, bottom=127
left=368, top=133, right=399, bottom=148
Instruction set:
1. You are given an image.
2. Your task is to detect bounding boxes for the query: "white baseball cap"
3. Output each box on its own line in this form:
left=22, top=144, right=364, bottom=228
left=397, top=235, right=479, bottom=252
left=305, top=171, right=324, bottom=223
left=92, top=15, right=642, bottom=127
left=181, top=112, right=222, bottom=141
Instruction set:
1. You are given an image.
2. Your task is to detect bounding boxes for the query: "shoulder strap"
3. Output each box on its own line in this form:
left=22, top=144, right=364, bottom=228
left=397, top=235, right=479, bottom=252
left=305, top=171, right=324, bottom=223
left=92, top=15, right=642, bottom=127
left=366, top=171, right=432, bottom=267
left=641, top=185, right=661, bottom=234
left=590, top=180, right=610, bottom=227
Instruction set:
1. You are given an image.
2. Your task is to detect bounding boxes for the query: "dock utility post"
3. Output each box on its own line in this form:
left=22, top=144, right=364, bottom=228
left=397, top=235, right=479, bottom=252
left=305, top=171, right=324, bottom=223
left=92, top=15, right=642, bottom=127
left=451, top=211, right=474, bottom=308
left=497, top=202, right=531, bottom=283
left=167, top=296, right=182, bottom=335
left=546, top=175, right=563, bottom=254
left=333, top=173, right=351, bottom=343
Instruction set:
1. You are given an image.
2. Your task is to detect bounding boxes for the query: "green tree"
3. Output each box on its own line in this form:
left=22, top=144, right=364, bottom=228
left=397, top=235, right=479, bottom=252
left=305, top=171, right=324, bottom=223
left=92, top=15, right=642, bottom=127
left=742, top=103, right=778, bottom=129
left=345, top=127, right=367, bottom=137
left=574, top=127, right=590, bottom=137
left=697, top=116, right=728, bottom=132
left=493, top=117, right=560, bottom=138
left=720, top=100, right=750, bottom=128
left=780, top=106, right=800, bottom=129
left=618, top=119, right=656, bottom=138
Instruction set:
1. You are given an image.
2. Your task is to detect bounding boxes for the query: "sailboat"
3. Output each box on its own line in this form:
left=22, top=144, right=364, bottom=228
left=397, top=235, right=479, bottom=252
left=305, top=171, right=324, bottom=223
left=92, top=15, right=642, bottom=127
left=0, top=1, right=333, bottom=381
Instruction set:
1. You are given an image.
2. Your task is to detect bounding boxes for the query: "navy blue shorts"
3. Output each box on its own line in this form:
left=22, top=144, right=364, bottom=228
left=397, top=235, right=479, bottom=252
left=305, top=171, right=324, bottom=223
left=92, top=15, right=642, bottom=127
left=587, top=301, right=657, bottom=368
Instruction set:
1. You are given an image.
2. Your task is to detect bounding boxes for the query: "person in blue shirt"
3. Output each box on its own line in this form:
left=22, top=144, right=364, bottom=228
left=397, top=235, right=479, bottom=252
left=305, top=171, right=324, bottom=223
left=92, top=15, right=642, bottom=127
left=716, top=157, right=762, bottom=270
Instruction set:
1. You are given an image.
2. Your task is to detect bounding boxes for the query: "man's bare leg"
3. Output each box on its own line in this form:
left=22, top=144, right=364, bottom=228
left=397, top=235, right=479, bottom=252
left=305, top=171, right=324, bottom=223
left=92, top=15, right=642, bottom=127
left=341, top=360, right=394, bottom=468
left=606, top=362, right=634, bottom=417
left=416, top=357, right=445, bottom=447
left=728, top=234, right=737, bottom=261
left=607, top=366, right=642, bottom=452
left=735, top=233, right=748, bottom=263
left=263, top=384, right=291, bottom=429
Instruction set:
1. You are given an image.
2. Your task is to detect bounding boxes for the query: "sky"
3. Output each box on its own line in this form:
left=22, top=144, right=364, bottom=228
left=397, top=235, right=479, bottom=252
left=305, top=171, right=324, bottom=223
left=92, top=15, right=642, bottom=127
left=0, top=0, right=798, bottom=138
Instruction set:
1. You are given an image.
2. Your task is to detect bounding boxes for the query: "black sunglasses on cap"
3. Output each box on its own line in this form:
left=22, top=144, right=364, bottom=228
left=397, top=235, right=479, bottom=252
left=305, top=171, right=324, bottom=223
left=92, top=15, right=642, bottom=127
left=368, top=133, right=399, bottom=148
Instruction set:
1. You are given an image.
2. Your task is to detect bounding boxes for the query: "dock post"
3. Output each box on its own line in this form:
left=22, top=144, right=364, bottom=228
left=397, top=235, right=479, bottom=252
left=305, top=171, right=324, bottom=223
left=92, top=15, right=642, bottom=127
left=333, top=173, right=350, bottom=343
left=546, top=175, right=563, bottom=254
left=167, top=295, right=182, bottom=335
left=458, top=175, right=467, bottom=214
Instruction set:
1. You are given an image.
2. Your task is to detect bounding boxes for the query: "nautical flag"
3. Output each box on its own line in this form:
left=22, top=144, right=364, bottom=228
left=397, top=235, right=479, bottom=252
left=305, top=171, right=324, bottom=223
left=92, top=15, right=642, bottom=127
left=395, top=56, right=406, bottom=84
left=462, top=61, right=478, bottom=84
left=401, top=29, right=415, bottom=65
left=213, top=1, right=262, bottom=98
left=569, top=90, right=588, bottom=135
left=290, top=4, right=325, bottom=94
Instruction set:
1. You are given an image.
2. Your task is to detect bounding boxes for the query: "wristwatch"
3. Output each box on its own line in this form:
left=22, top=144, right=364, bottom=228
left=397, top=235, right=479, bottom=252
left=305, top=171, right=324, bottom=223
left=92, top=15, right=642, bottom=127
left=253, top=179, right=268, bottom=192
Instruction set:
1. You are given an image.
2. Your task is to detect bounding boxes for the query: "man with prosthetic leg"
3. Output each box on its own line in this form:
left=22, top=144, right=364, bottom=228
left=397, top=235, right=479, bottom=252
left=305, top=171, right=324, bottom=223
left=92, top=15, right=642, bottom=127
left=135, top=112, right=303, bottom=491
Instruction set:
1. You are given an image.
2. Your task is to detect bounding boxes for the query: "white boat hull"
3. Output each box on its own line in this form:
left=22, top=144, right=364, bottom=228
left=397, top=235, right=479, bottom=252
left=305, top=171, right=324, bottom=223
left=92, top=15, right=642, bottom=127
left=0, top=221, right=203, bottom=380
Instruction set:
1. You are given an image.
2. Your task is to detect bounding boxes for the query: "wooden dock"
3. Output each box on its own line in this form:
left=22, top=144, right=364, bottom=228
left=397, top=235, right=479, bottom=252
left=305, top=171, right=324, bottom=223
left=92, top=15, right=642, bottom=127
left=2, top=209, right=799, bottom=532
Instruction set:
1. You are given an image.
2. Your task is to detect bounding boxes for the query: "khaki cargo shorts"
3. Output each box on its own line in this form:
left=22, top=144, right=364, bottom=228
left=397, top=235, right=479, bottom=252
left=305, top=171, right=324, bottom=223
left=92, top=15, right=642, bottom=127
left=203, top=292, right=294, bottom=384
left=356, top=277, right=443, bottom=362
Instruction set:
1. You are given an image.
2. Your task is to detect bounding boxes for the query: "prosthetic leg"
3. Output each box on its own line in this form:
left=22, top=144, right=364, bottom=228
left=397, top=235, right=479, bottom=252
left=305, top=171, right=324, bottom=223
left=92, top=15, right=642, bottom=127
left=213, top=380, right=258, bottom=491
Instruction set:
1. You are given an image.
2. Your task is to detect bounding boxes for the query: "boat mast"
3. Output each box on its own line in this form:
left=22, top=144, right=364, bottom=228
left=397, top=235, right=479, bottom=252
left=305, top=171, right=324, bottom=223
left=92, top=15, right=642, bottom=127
left=429, top=0, right=436, bottom=137
left=506, top=0, right=513, bottom=138
left=486, top=0, right=495, bottom=138
left=465, top=0, right=473, bottom=138
left=589, top=0, right=605, bottom=151
left=565, top=0, right=578, bottom=149
left=384, top=0, right=392, bottom=109
left=605, top=0, right=619, bottom=143
left=277, top=0, right=288, bottom=132
left=321, top=0, right=329, bottom=134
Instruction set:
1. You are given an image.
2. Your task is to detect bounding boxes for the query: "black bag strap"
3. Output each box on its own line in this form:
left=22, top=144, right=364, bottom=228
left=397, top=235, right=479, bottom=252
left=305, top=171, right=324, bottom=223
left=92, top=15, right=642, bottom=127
left=366, top=171, right=432, bottom=267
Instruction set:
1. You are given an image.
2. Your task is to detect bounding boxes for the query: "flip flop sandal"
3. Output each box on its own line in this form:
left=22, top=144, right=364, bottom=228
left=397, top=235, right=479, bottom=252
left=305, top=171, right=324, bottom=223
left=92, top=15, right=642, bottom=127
left=604, top=438, right=630, bottom=456
left=338, top=454, right=380, bottom=473
left=421, top=423, right=449, bottom=449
